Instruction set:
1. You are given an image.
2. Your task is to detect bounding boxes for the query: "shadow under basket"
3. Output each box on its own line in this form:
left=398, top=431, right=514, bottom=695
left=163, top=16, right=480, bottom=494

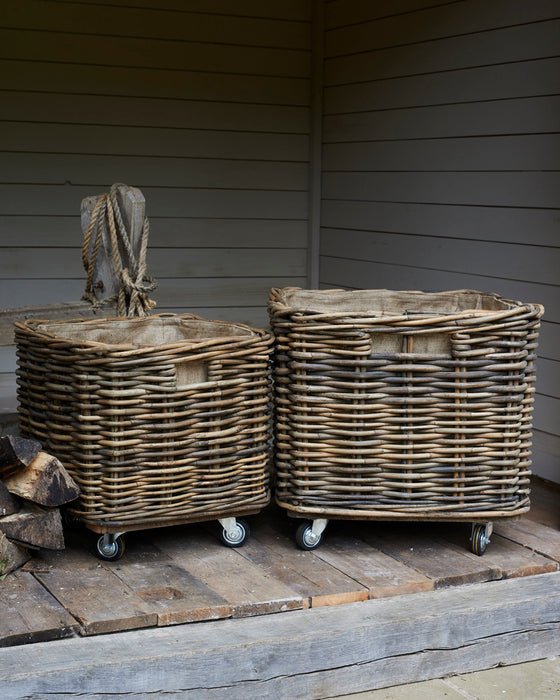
left=15, top=313, right=273, bottom=560
left=268, top=288, right=544, bottom=555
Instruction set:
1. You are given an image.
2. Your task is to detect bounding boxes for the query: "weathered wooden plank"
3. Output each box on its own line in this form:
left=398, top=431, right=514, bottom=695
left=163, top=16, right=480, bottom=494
left=325, top=20, right=560, bottom=84
left=320, top=229, right=559, bottom=286
left=0, top=184, right=308, bottom=219
left=0, top=60, right=310, bottom=105
left=533, top=429, right=560, bottom=461
left=526, top=479, right=560, bottom=530
left=2, top=153, right=309, bottom=189
left=35, top=566, right=158, bottom=636
left=361, top=523, right=502, bottom=588
left=323, top=134, right=560, bottom=172
left=107, top=535, right=233, bottom=625
left=145, top=276, right=306, bottom=311
left=325, top=0, right=559, bottom=33
left=326, top=0, right=460, bottom=29
left=323, top=172, right=560, bottom=209
left=0, top=347, right=15, bottom=374
left=536, top=359, right=560, bottom=401
left=323, top=95, right=560, bottom=142
left=0, top=123, right=309, bottom=162
left=440, top=529, right=559, bottom=579
left=54, top=0, right=310, bottom=20
left=495, top=518, right=560, bottom=564
left=533, top=395, right=560, bottom=437
left=0, top=216, right=308, bottom=248
left=529, top=450, right=560, bottom=487
left=311, top=525, right=434, bottom=599
left=0, top=570, right=80, bottom=648
left=2, top=3, right=310, bottom=48
left=0, top=301, right=116, bottom=346
left=233, top=516, right=369, bottom=608
left=0, top=276, right=304, bottom=312
left=325, top=0, right=560, bottom=55
left=324, top=58, right=560, bottom=113
left=0, top=29, right=310, bottom=79
left=0, top=92, right=309, bottom=133
left=320, top=199, right=560, bottom=247
left=156, top=526, right=303, bottom=618
left=0, top=572, right=558, bottom=697
left=0, top=247, right=307, bottom=280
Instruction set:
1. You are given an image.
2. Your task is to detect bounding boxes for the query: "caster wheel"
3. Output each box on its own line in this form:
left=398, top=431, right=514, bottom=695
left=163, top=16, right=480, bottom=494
left=219, top=519, right=249, bottom=547
left=296, top=522, right=322, bottom=550
left=471, top=524, right=489, bottom=556
left=96, top=535, right=125, bottom=561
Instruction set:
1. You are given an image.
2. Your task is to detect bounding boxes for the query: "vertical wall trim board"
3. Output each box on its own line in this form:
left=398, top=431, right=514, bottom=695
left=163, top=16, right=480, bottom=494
left=307, top=0, right=324, bottom=287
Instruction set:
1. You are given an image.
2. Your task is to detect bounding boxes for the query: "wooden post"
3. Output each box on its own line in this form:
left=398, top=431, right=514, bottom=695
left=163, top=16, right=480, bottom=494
left=80, top=185, right=146, bottom=302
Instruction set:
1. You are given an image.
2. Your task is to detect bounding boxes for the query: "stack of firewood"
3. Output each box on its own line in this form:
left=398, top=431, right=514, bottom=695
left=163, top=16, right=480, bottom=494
left=0, top=435, right=80, bottom=577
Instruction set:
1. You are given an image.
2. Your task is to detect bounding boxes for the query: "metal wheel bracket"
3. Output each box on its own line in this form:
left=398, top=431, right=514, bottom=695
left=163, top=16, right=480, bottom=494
left=218, top=517, right=242, bottom=542
left=102, top=532, right=125, bottom=547
left=96, top=532, right=126, bottom=561
left=311, top=518, right=329, bottom=539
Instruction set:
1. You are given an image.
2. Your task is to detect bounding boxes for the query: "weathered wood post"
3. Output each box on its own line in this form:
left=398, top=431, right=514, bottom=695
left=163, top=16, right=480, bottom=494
left=80, top=184, right=146, bottom=303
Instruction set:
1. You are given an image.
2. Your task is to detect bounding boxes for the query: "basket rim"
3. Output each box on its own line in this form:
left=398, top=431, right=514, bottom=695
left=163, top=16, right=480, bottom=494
left=15, top=312, right=272, bottom=354
left=269, top=287, right=544, bottom=323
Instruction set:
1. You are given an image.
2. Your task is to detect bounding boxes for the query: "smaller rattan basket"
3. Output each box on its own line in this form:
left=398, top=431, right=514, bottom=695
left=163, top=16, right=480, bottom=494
left=268, top=288, right=544, bottom=533
left=15, top=314, right=273, bottom=536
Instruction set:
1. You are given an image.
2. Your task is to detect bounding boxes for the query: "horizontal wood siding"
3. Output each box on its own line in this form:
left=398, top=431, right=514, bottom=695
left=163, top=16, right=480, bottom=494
left=0, top=0, right=313, bottom=411
left=321, top=0, right=560, bottom=481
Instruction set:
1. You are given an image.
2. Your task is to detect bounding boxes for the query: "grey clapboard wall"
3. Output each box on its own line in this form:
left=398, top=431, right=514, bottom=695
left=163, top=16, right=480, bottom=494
left=0, top=0, right=313, bottom=411
left=320, top=0, right=560, bottom=481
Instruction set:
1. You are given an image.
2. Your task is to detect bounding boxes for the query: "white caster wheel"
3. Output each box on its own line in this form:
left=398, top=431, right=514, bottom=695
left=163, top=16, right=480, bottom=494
left=219, top=518, right=249, bottom=547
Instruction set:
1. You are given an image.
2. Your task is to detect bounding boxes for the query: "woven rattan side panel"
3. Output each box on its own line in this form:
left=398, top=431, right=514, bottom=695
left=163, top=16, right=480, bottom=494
left=269, top=288, right=543, bottom=519
left=15, top=315, right=273, bottom=528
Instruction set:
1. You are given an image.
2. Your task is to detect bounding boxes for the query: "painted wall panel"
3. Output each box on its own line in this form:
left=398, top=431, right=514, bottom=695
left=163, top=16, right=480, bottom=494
left=321, top=0, right=560, bottom=480
left=0, top=0, right=312, bottom=414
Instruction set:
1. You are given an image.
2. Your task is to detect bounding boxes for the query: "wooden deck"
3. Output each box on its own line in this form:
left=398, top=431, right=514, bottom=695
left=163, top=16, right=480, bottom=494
left=2, top=477, right=559, bottom=648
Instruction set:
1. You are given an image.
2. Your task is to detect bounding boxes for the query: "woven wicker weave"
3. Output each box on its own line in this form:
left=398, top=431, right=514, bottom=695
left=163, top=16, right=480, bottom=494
left=269, top=288, right=544, bottom=520
left=15, top=314, right=273, bottom=529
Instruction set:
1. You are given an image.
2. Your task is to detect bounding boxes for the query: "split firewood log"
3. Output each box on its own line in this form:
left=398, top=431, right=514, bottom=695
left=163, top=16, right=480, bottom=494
left=0, top=503, right=64, bottom=550
left=0, top=532, right=31, bottom=577
left=0, top=435, right=42, bottom=479
left=3, top=451, right=80, bottom=507
left=0, top=480, right=19, bottom=517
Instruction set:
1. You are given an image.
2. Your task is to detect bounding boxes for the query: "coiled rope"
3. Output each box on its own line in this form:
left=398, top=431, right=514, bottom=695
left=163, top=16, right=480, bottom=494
left=82, top=183, right=157, bottom=317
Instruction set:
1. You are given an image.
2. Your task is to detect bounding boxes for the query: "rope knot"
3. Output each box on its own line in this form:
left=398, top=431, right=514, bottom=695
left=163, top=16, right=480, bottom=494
left=82, top=184, right=157, bottom=317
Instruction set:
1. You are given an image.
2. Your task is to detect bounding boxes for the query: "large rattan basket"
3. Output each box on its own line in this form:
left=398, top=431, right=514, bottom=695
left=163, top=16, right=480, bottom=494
left=268, top=288, right=544, bottom=553
left=15, top=313, right=273, bottom=555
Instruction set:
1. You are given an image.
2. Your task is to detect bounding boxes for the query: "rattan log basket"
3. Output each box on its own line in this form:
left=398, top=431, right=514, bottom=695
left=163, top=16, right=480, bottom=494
left=268, top=288, right=544, bottom=523
left=15, top=314, right=273, bottom=531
